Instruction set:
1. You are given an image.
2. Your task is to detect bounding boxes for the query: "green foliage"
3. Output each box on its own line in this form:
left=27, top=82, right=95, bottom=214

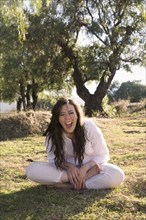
left=0, top=1, right=73, bottom=110
left=102, top=95, right=117, bottom=117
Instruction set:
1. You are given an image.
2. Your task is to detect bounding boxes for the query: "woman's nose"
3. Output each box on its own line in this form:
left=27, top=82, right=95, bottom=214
left=65, top=113, right=71, bottom=120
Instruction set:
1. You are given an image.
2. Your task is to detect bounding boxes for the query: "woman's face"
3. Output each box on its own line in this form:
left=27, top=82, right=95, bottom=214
left=59, top=104, right=78, bottom=138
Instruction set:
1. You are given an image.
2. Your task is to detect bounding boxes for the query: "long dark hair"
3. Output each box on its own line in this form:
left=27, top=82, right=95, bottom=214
left=44, top=97, right=86, bottom=168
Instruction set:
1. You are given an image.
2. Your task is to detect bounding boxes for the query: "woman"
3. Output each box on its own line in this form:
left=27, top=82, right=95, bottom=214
left=26, top=97, right=125, bottom=190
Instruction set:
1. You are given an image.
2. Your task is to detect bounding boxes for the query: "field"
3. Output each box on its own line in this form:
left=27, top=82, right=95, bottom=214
left=0, top=110, right=146, bottom=220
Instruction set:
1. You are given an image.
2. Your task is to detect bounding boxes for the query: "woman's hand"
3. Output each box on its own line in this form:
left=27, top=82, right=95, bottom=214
left=67, top=166, right=80, bottom=189
left=78, top=165, right=89, bottom=189
left=85, top=164, right=102, bottom=180
left=68, top=165, right=88, bottom=190
left=64, top=161, right=102, bottom=190
left=79, top=162, right=102, bottom=189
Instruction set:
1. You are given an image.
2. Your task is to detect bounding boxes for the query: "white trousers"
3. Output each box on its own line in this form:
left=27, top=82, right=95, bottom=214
left=26, top=162, right=125, bottom=189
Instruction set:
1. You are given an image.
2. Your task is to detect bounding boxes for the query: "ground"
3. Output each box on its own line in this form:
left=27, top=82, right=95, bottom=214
left=0, top=108, right=145, bottom=219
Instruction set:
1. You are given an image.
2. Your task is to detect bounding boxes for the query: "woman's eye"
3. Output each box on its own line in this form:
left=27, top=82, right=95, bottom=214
left=69, top=111, right=74, bottom=115
left=59, top=113, right=65, bottom=116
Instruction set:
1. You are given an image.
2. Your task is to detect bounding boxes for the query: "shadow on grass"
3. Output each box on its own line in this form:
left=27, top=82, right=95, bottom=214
left=0, top=185, right=112, bottom=220
left=125, top=120, right=146, bottom=129
left=131, top=178, right=146, bottom=198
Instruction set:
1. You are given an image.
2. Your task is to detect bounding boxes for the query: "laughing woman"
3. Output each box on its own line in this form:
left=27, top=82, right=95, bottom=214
left=26, top=97, right=125, bottom=190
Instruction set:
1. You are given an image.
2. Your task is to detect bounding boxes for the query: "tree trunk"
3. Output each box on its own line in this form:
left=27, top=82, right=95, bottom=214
left=17, top=97, right=22, bottom=112
left=83, top=95, right=102, bottom=117
left=72, top=60, right=116, bottom=116
left=83, top=69, right=116, bottom=116
left=59, top=40, right=117, bottom=116
left=32, top=79, right=38, bottom=111
left=26, top=84, right=32, bottom=110
left=19, top=80, right=26, bottom=111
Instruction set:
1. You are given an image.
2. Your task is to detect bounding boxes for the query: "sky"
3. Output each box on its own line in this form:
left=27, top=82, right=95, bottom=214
left=113, top=65, right=146, bottom=85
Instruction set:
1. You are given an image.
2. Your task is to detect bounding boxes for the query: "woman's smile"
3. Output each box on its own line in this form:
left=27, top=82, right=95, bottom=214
left=65, top=122, right=73, bottom=129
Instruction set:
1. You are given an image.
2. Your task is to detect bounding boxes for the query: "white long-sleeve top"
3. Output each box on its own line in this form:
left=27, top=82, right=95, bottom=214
left=45, top=119, right=110, bottom=166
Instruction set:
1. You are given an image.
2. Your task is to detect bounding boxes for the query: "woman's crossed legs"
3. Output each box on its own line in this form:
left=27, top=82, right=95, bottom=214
left=26, top=162, right=125, bottom=189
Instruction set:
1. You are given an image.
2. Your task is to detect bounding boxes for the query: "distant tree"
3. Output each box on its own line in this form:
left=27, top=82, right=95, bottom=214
left=113, top=81, right=146, bottom=102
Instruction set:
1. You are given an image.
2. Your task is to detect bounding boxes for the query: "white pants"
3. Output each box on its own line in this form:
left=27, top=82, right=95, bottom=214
left=26, top=162, right=125, bottom=189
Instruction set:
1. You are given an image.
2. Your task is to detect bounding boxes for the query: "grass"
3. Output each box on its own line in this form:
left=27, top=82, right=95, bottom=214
left=0, top=110, right=146, bottom=220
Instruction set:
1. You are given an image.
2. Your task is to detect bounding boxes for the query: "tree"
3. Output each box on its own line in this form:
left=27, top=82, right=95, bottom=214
left=0, top=7, right=25, bottom=109
left=46, top=0, right=146, bottom=116
left=113, top=81, right=146, bottom=102
left=0, top=0, right=72, bottom=111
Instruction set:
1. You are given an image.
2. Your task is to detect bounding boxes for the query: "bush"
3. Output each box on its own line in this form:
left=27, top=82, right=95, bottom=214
left=0, top=111, right=51, bottom=141
left=112, top=100, right=130, bottom=115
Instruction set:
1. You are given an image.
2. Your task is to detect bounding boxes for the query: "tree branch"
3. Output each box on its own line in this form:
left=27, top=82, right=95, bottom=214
left=121, top=58, right=142, bottom=63
left=84, top=0, right=107, bottom=45
left=98, top=2, right=109, bottom=34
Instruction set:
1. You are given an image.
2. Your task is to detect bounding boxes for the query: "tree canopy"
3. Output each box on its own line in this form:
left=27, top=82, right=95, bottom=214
left=0, top=0, right=145, bottom=115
